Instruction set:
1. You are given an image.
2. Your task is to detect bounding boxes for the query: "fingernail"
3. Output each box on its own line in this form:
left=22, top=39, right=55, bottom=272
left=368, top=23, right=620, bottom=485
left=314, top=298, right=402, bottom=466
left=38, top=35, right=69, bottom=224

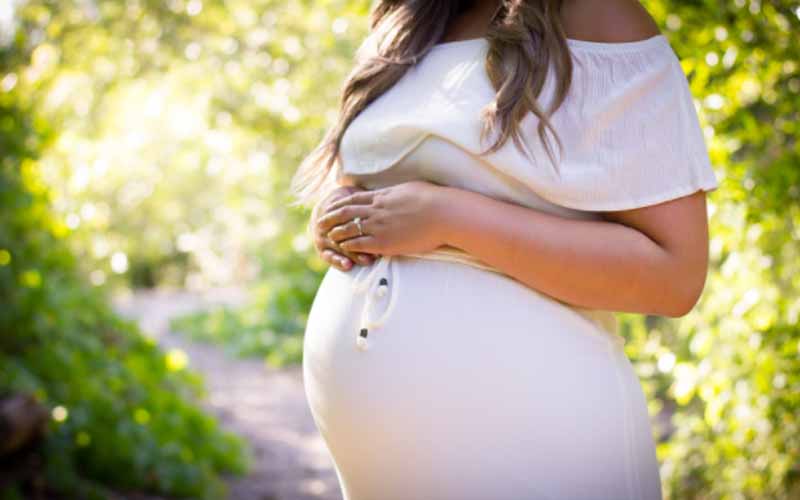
left=357, top=255, right=369, bottom=264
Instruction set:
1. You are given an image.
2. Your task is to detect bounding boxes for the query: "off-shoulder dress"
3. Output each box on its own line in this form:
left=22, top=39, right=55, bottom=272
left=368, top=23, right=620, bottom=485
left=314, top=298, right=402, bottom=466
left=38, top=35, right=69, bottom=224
left=302, top=34, right=718, bottom=500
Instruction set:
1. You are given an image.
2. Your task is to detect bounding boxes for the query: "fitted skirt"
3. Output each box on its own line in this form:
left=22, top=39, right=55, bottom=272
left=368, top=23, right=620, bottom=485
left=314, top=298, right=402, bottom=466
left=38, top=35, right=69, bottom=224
left=302, top=255, right=662, bottom=500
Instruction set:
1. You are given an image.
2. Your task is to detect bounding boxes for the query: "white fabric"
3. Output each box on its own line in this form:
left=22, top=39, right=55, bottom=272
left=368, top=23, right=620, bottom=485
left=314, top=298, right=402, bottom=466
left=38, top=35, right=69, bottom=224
left=303, top=34, right=715, bottom=500
left=340, top=34, right=719, bottom=211
left=304, top=257, right=661, bottom=500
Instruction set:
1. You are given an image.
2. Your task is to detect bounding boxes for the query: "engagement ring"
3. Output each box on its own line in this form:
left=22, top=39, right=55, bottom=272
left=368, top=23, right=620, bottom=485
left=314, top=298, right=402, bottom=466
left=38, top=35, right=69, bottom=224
left=353, top=216, right=364, bottom=236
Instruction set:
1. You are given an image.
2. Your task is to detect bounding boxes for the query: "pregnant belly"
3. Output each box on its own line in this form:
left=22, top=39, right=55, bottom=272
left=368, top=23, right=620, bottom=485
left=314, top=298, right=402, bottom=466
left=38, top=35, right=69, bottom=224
left=302, top=256, right=659, bottom=500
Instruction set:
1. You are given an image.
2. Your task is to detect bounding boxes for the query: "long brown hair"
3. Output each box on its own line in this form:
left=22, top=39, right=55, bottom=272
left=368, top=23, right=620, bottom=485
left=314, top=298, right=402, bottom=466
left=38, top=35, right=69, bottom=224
left=289, top=0, right=573, bottom=209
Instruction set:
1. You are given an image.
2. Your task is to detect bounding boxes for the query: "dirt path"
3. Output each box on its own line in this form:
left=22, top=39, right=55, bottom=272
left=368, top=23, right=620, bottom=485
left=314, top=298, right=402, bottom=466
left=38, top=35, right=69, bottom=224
left=113, top=288, right=342, bottom=500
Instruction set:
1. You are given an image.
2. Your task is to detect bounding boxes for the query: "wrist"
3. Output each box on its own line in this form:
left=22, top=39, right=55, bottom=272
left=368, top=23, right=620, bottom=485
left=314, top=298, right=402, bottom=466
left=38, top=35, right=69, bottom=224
left=431, top=185, right=468, bottom=248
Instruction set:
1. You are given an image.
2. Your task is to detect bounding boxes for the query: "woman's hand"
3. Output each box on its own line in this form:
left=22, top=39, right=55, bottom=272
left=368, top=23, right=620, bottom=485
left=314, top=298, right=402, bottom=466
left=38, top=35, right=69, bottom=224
left=317, top=180, right=450, bottom=257
left=311, top=185, right=377, bottom=271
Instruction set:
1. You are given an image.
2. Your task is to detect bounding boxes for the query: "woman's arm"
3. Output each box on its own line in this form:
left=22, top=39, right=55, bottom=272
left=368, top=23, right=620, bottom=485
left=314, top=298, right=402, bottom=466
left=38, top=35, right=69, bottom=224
left=433, top=186, right=711, bottom=317
left=423, top=0, right=704, bottom=317
left=322, top=180, right=710, bottom=318
left=436, top=0, right=707, bottom=316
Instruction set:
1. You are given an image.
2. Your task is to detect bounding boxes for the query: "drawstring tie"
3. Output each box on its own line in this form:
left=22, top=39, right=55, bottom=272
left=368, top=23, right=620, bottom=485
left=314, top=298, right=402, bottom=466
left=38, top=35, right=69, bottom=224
left=350, top=255, right=400, bottom=351
left=344, top=248, right=624, bottom=351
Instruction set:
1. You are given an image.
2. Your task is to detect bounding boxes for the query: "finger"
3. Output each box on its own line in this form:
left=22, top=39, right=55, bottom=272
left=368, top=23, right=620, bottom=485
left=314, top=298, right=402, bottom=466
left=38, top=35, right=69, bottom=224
left=326, top=238, right=362, bottom=266
left=322, top=248, right=353, bottom=271
left=335, top=245, right=375, bottom=265
left=316, top=232, right=346, bottom=256
left=320, top=229, right=374, bottom=265
left=314, top=187, right=361, bottom=231
left=324, top=190, right=376, bottom=213
left=329, top=241, right=375, bottom=265
left=313, top=232, right=330, bottom=253
left=317, top=204, right=372, bottom=234
left=339, top=235, right=379, bottom=254
left=351, top=252, right=375, bottom=265
left=327, top=218, right=365, bottom=244
left=320, top=248, right=337, bottom=266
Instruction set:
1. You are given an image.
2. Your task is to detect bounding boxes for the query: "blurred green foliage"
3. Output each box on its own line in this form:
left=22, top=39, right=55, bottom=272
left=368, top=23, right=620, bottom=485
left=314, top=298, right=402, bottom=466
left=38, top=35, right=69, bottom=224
left=0, top=2, right=251, bottom=498
left=170, top=253, right=320, bottom=367
left=15, top=0, right=371, bottom=290
left=3, top=0, right=799, bottom=499
left=0, top=98, right=250, bottom=499
left=633, top=1, right=800, bottom=498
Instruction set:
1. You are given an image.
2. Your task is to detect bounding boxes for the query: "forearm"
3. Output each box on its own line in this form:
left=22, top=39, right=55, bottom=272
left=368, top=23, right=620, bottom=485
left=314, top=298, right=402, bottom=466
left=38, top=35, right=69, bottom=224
left=436, top=186, right=689, bottom=316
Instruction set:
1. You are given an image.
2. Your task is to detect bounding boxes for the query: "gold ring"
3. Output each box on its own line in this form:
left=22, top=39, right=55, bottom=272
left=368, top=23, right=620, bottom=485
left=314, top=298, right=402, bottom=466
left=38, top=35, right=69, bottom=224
left=353, top=216, right=364, bottom=236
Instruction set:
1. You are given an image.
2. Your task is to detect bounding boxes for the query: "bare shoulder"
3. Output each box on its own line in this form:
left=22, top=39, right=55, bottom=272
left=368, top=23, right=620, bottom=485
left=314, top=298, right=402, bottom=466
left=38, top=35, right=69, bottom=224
left=561, top=0, right=661, bottom=43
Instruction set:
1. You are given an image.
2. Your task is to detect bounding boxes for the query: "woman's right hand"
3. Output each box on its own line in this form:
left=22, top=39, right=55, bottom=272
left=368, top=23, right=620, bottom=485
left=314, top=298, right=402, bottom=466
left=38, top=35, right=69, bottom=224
left=311, top=185, right=376, bottom=271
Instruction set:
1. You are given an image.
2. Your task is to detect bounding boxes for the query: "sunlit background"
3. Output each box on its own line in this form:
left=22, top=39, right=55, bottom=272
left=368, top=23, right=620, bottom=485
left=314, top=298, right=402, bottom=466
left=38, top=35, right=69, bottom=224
left=1, top=0, right=799, bottom=499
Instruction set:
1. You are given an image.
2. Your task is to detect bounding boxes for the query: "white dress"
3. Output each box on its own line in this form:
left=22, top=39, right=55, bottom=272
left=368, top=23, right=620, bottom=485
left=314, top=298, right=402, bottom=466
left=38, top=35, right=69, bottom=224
left=302, top=34, right=719, bottom=500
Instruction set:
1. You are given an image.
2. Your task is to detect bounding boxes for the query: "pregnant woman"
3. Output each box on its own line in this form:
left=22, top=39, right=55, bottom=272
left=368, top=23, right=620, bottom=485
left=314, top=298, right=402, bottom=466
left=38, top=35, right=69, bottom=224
left=292, top=1, right=718, bottom=499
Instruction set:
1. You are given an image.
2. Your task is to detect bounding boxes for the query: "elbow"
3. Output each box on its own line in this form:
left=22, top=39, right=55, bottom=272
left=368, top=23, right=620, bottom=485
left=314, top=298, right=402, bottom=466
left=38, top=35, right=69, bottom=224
left=661, top=295, right=698, bottom=319
left=660, top=270, right=709, bottom=318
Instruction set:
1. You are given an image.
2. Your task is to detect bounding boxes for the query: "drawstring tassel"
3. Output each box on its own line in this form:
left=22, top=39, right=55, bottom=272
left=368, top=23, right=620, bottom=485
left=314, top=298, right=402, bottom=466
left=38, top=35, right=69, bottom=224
left=356, top=328, right=369, bottom=351
left=356, top=277, right=386, bottom=350
left=376, top=277, right=389, bottom=297
left=351, top=256, right=400, bottom=352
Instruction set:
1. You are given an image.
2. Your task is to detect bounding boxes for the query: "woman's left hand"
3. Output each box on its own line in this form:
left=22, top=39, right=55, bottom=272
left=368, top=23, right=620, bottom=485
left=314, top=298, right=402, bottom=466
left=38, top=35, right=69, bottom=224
left=316, top=180, right=450, bottom=257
